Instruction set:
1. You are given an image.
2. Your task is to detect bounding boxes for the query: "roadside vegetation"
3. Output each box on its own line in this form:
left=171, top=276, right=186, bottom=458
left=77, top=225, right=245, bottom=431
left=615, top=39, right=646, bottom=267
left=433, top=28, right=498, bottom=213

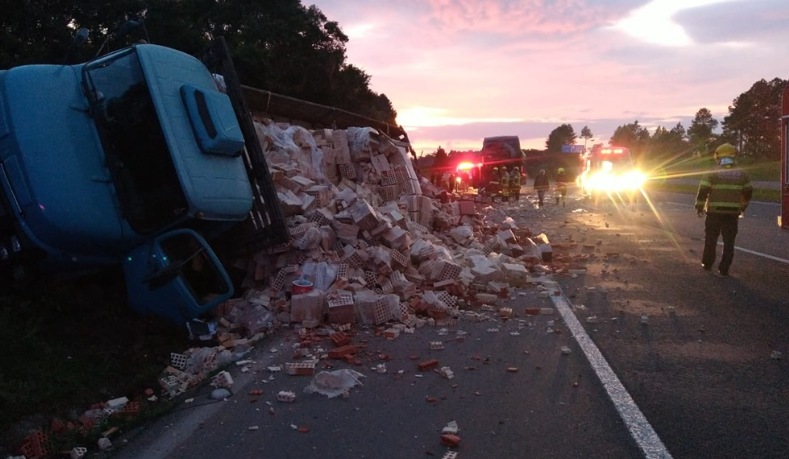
left=645, top=182, right=780, bottom=203
left=423, top=78, right=786, bottom=190
left=0, top=269, right=187, bottom=453
left=0, top=0, right=397, bottom=125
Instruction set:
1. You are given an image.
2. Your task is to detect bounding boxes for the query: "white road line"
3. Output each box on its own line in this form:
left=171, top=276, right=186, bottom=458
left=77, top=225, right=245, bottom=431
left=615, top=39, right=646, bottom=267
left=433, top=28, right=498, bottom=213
left=666, top=200, right=780, bottom=207
left=546, top=281, right=673, bottom=459
left=721, top=244, right=789, bottom=264
left=659, top=204, right=789, bottom=264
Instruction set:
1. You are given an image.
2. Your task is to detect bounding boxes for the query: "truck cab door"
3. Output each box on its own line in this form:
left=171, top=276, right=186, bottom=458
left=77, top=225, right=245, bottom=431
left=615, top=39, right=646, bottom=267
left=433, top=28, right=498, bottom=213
left=123, top=229, right=233, bottom=325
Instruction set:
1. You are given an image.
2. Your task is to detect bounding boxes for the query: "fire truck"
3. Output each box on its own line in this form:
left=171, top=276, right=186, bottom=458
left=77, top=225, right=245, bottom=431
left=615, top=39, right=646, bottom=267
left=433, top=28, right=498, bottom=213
left=780, top=83, right=789, bottom=229
left=452, top=136, right=525, bottom=196
left=577, top=146, right=646, bottom=202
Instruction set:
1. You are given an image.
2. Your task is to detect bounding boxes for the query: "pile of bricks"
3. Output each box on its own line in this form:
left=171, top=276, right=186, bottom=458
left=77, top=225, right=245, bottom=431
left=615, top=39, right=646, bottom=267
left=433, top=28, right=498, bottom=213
left=142, top=120, right=586, bottom=404
left=202, top=118, right=568, bottom=338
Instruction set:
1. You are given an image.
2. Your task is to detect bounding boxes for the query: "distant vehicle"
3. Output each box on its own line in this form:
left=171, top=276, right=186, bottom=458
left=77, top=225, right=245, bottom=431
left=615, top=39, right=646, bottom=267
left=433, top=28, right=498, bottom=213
left=449, top=136, right=524, bottom=196
left=576, top=146, right=646, bottom=201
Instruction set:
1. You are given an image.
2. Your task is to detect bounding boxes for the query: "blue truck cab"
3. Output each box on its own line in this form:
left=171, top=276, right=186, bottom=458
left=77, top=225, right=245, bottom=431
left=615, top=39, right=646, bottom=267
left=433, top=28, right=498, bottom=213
left=0, top=42, right=268, bottom=324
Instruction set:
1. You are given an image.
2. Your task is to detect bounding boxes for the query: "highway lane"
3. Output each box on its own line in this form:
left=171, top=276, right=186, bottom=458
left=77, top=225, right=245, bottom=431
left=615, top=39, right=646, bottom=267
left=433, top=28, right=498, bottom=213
left=107, top=190, right=788, bottom=459
left=651, top=192, right=789, bottom=265
left=110, top=196, right=655, bottom=459
left=559, top=189, right=789, bottom=459
left=110, top=283, right=644, bottom=459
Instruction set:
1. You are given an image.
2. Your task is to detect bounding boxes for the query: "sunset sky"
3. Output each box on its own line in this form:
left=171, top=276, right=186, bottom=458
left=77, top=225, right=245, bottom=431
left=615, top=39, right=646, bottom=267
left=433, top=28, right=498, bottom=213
left=308, top=0, right=788, bottom=155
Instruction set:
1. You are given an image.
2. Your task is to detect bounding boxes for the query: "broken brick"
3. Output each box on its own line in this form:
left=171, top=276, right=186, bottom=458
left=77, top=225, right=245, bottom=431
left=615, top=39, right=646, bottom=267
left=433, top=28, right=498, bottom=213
left=441, top=433, right=462, bottom=447
left=417, top=359, right=439, bottom=371
left=330, top=332, right=350, bottom=347
left=329, top=344, right=358, bottom=359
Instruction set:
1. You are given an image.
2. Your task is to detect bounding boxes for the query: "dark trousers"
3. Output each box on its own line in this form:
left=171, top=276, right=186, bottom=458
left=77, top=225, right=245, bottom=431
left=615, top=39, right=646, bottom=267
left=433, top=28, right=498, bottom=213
left=556, top=186, right=567, bottom=206
left=537, top=190, right=546, bottom=207
left=702, top=212, right=739, bottom=272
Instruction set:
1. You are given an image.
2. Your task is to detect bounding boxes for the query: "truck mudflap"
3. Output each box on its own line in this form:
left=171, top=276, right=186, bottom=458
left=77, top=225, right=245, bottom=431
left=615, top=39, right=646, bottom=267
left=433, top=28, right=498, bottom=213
left=123, top=229, right=233, bottom=325
left=194, top=38, right=288, bottom=255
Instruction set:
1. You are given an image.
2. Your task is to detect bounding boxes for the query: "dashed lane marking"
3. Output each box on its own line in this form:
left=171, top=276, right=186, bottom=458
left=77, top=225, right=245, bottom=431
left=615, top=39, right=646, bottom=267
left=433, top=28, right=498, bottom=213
left=546, top=281, right=673, bottom=459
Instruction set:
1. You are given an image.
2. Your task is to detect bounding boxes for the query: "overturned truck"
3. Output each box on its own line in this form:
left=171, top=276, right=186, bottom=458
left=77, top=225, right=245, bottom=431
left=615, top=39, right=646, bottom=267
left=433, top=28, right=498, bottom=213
left=0, top=37, right=411, bottom=325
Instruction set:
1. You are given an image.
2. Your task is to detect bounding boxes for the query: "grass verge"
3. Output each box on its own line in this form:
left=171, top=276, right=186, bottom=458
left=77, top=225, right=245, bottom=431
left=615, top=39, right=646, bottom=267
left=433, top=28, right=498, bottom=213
left=0, top=267, right=188, bottom=454
left=645, top=183, right=781, bottom=202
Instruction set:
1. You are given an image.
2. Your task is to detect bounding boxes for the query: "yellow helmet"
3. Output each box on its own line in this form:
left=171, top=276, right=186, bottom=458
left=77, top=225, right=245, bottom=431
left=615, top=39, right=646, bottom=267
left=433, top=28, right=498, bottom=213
left=715, top=143, right=736, bottom=160
left=558, top=167, right=565, bottom=173
left=493, top=167, right=499, bottom=171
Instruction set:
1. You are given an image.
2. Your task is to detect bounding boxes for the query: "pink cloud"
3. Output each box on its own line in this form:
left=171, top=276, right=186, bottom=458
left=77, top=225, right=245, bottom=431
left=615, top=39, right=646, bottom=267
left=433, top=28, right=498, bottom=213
left=307, top=0, right=789, bottom=153
left=417, top=0, right=622, bottom=36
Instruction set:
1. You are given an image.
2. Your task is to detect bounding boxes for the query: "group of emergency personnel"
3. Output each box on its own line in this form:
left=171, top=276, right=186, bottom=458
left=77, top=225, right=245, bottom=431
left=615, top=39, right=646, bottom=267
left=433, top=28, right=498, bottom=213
left=485, top=165, right=522, bottom=201
left=427, top=142, right=752, bottom=277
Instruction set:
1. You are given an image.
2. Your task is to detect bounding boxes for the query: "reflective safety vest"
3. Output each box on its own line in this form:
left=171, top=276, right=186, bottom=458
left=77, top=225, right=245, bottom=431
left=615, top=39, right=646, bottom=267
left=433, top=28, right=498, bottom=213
left=510, top=172, right=521, bottom=187
left=500, top=173, right=509, bottom=187
left=695, top=166, right=753, bottom=215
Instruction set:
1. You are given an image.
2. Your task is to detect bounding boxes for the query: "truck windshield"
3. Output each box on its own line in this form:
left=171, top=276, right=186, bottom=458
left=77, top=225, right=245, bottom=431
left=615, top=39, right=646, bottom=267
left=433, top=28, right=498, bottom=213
left=84, top=48, right=187, bottom=234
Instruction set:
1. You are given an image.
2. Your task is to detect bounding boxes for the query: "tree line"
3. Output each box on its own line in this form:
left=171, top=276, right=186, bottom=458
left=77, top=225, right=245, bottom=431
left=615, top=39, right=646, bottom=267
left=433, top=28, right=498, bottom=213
left=545, top=77, right=787, bottom=163
left=0, top=0, right=397, bottom=125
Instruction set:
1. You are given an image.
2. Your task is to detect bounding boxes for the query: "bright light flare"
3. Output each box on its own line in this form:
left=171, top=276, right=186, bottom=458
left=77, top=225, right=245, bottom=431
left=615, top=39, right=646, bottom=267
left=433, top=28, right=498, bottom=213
left=585, top=170, right=647, bottom=192
left=456, top=162, right=476, bottom=171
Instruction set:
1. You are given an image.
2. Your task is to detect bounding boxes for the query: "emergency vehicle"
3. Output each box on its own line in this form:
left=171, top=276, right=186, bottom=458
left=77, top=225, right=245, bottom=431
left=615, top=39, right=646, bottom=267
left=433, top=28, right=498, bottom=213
left=577, top=146, right=646, bottom=201
left=780, top=82, right=789, bottom=229
left=452, top=136, right=525, bottom=196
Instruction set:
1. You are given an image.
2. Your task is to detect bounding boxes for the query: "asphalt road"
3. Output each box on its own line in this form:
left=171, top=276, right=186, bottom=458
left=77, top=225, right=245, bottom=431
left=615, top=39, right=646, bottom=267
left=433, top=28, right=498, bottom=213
left=108, top=188, right=789, bottom=459
left=554, top=189, right=789, bottom=459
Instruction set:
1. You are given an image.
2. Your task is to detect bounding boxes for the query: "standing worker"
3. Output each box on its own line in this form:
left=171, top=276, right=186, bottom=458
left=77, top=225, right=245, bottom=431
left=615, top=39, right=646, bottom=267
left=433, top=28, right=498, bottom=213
left=487, top=167, right=500, bottom=199
left=500, top=166, right=510, bottom=202
left=510, top=166, right=522, bottom=201
left=555, top=167, right=569, bottom=207
left=533, top=169, right=550, bottom=208
left=695, top=143, right=752, bottom=276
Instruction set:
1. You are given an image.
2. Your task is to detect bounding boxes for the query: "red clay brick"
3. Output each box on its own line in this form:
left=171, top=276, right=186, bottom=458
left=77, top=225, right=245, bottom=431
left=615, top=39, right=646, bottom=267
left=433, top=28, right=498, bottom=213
left=51, top=418, right=66, bottom=433
left=330, top=332, right=350, bottom=347
left=441, top=434, right=461, bottom=447
left=417, top=359, right=439, bottom=371
left=329, top=344, right=358, bottom=359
